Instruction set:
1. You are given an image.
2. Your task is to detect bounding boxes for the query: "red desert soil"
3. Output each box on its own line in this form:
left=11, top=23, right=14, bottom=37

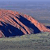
left=0, top=9, right=50, bottom=37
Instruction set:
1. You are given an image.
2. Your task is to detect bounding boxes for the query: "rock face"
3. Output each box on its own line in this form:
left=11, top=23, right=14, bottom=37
left=0, top=9, right=50, bottom=37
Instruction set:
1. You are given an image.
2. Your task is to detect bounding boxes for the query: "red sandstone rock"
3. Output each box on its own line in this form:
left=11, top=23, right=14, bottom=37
left=0, top=9, right=50, bottom=37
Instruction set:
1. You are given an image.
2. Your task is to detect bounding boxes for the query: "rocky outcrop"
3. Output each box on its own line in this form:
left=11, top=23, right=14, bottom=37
left=0, top=9, right=50, bottom=37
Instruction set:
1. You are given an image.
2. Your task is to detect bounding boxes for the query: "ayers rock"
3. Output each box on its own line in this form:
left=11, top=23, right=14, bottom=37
left=0, top=9, right=50, bottom=38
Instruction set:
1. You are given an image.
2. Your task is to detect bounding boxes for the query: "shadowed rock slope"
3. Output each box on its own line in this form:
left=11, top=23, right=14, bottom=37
left=0, top=9, right=50, bottom=37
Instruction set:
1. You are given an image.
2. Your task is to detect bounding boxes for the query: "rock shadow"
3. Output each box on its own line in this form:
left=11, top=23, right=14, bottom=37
left=16, top=15, right=41, bottom=34
left=46, top=26, right=50, bottom=29
left=0, top=22, right=24, bottom=37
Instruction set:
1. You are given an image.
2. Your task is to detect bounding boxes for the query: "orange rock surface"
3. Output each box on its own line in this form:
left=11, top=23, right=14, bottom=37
left=0, top=9, right=50, bottom=37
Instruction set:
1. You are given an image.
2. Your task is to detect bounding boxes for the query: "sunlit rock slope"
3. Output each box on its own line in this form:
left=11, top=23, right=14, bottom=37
left=0, top=9, right=50, bottom=37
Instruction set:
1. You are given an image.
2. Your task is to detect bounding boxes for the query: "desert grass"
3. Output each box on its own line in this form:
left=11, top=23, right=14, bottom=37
left=0, top=32, right=50, bottom=50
